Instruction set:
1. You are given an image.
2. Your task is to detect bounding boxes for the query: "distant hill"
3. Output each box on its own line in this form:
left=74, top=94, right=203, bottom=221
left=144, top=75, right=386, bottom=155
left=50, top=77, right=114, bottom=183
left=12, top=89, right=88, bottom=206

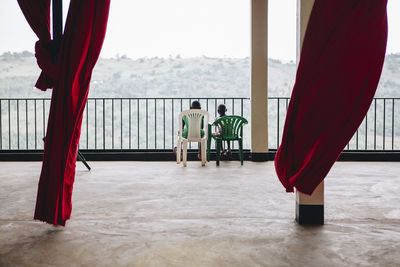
left=0, top=51, right=399, bottom=98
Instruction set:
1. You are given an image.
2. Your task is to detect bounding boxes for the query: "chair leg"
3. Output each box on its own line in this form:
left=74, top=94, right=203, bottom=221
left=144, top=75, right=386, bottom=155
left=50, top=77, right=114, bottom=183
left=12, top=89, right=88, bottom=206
left=201, top=139, right=206, bottom=166
left=176, top=139, right=181, bottom=164
left=77, top=151, right=91, bottom=171
left=182, top=140, right=188, bottom=167
left=239, top=139, right=243, bottom=165
left=216, top=140, right=221, bottom=166
left=207, top=137, right=211, bottom=162
left=44, top=136, right=91, bottom=170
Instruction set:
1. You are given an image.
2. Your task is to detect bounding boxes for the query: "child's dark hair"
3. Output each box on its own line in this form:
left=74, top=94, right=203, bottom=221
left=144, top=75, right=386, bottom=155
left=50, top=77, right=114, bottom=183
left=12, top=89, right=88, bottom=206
left=217, top=104, right=227, bottom=116
left=190, top=100, right=201, bottom=109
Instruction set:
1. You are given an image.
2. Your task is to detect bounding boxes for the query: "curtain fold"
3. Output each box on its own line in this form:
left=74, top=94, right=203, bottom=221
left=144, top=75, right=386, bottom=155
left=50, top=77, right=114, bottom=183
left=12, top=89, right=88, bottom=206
left=17, top=0, right=55, bottom=90
left=17, top=0, right=111, bottom=226
left=275, top=0, right=388, bottom=194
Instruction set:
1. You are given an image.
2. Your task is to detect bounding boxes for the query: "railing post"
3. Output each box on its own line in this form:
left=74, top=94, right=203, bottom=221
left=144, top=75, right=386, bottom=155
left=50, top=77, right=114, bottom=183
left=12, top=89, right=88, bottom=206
left=0, top=100, right=2, bottom=150
left=296, top=0, right=324, bottom=225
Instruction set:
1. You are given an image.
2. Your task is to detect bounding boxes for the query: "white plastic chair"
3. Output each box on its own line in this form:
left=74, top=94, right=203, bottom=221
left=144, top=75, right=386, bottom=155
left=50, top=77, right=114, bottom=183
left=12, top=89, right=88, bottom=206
left=176, top=109, right=209, bottom=167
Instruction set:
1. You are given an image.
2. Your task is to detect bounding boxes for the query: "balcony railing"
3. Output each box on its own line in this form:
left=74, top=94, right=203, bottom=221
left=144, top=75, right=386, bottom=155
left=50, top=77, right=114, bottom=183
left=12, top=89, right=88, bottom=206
left=0, top=97, right=399, bottom=151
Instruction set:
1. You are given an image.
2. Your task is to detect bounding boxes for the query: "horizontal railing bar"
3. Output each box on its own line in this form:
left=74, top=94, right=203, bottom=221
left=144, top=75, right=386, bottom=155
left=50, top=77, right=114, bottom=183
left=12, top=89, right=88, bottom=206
left=0, top=98, right=51, bottom=101
left=2, top=97, right=399, bottom=100
left=0, top=97, right=250, bottom=100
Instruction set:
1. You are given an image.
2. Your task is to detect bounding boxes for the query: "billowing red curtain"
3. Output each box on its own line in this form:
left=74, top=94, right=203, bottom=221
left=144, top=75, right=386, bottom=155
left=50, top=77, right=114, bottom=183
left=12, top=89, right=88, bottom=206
left=19, top=0, right=110, bottom=226
left=275, top=0, right=388, bottom=194
left=17, top=0, right=54, bottom=90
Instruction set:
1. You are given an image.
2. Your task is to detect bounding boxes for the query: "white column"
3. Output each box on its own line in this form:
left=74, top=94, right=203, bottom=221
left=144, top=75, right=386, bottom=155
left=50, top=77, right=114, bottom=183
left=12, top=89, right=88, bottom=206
left=251, top=0, right=269, bottom=161
left=295, top=0, right=324, bottom=225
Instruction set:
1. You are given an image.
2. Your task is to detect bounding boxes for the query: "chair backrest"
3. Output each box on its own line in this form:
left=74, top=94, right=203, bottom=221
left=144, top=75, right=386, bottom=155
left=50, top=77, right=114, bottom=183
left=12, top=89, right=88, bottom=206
left=212, top=115, right=248, bottom=139
left=178, top=109, right=209, bottom=139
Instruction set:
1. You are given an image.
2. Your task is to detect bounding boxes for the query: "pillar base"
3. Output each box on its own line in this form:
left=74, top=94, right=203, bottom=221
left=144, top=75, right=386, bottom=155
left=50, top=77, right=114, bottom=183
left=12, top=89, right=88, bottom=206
left=251, top=152, right=269, bottom=162
left=296, top=202, right=324, bottom=225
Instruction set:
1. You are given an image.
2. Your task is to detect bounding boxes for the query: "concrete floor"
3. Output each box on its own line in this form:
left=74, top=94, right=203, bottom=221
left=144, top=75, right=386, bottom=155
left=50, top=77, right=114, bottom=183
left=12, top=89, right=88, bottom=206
left=0, top=160, right=399, bottom=267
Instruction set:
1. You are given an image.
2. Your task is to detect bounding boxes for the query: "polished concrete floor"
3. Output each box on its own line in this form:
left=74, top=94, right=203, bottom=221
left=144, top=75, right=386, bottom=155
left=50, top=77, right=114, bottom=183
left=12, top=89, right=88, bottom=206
left=0, top=160, right=399, bottom=266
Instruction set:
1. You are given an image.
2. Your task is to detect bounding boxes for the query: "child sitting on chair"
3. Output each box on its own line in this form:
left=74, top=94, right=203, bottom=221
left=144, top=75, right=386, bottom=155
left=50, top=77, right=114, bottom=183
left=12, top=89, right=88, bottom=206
left=213, top=104, right=232, bottom=159
left=174, top=100, right=204, bottom=159
left=182, top=100, right=203, bottom=139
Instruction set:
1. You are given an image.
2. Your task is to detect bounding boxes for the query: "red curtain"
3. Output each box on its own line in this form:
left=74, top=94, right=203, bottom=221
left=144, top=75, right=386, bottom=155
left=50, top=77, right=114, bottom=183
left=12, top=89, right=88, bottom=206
left=275, top=0, right=388, bottom=194
left=17, top=0, right=54, bottom=90
left=19, top=0, right=110, bottom=226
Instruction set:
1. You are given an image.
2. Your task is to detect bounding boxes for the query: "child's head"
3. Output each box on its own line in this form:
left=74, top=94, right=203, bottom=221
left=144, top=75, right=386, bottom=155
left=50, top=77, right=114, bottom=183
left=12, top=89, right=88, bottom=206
left=217, top=104, right=227, bottom=116
left=190, top=100, right=201, bottom=109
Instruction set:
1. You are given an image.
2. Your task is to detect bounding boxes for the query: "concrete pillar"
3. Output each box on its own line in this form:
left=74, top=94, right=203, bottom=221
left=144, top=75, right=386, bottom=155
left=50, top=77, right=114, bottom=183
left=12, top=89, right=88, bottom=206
left=296, top=182, right=324, bottom=224
left=295, top=0, right=324, bottom=225
left=251, top=0, right=269, bottom=162
left=296, top=0, right=314, bottom=63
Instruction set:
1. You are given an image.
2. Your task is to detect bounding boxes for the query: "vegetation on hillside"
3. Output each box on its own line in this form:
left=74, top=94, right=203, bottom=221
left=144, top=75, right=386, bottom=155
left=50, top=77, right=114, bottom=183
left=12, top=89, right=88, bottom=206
left=1, top=51, right=398, bottom=98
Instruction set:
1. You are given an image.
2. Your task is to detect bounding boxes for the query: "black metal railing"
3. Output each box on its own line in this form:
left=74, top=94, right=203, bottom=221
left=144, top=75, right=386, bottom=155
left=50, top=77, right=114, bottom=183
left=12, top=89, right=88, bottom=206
left=0, top=97, right=251, bottom=151
left=269, top=97, right=400, bottom=151
left=0, top=97, right=399, bottom=151
left=79, top=97, right=251, bottom=150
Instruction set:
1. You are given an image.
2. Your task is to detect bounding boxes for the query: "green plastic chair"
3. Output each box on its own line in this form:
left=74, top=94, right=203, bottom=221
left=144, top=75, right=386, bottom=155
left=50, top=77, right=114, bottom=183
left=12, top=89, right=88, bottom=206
left=207, top=115, right=248, bottom=166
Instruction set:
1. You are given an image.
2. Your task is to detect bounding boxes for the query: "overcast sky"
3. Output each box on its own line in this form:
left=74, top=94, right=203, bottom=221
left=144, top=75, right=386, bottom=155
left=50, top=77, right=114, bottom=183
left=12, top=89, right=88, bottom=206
left=0, top=0, right=399, bottom=61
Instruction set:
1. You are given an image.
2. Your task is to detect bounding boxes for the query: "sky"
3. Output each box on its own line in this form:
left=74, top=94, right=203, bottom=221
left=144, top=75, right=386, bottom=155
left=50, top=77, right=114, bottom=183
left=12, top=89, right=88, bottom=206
left=0, top=0, right=399, bottom=61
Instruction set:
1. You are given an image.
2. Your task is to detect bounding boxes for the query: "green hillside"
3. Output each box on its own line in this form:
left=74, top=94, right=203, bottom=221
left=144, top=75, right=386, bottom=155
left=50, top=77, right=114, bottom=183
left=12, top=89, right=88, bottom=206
left=0, top=51, right=399, bottom=98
